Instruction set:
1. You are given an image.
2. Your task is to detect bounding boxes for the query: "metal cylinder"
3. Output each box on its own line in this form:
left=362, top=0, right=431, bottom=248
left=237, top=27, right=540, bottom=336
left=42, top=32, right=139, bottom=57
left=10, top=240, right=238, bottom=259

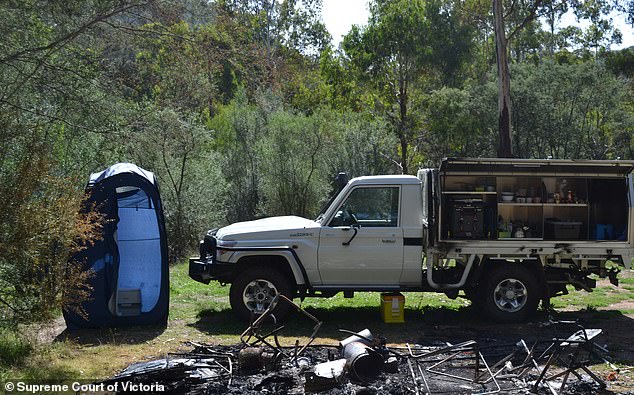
left=339, top=328, right=373, bottom=348
left=342, top=341, right=384, bottom=381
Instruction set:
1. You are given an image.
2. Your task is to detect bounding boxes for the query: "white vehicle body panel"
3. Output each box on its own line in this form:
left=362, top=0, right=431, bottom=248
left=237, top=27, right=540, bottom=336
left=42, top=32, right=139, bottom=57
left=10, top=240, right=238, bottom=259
left=215, top=216, right=321, bottom=285
left=317, top=225, right=404, bottom=285
left=216, top=216, right=319, bottom=239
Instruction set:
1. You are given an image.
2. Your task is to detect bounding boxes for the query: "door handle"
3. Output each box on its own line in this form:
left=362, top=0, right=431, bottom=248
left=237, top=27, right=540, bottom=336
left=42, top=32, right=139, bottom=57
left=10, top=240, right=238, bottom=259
left=382, top=239, right=396, bottom=243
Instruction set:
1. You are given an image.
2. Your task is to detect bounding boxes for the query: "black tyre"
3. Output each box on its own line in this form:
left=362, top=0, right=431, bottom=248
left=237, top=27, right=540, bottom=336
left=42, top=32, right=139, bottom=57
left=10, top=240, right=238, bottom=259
left=481, top=264, right=540, bottom=323
left=464, top=287, right=480, bottom=308
left=230, top=266, right=294, bottom=322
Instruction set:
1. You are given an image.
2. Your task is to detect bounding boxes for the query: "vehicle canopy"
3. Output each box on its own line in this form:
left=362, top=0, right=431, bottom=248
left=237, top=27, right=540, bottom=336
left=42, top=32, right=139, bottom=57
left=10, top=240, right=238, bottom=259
left=439, top=158, right=634, bottom=176
left=420, top=158, right=634, bottom=248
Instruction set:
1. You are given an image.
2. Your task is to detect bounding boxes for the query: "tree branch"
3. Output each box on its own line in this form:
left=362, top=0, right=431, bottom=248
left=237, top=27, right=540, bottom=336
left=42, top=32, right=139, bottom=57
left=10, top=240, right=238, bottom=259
left=504, top=0, right=519, bottom=19
left=508, top=0, right=544, bottom=41
left=379, top=151, right=403, bottom=172
left=0, top=294, right=20, bottom=314
left=0, top=98, right=154, bottom=135
left=0, top=2, right=147, bottom=64
left=101, top=20, right=195, bottom=42
left=161, top=133, right=180, bottom=198
left=0, top=99, right=117, bottom=134
left=2, top=49, right=53, bottom=103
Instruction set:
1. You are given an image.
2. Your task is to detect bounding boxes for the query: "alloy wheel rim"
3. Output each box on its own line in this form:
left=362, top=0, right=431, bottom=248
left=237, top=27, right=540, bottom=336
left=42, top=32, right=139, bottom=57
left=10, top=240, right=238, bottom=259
left=243, top=279, right=278, bottom=314
left=493, top=278, right=528, bottom=312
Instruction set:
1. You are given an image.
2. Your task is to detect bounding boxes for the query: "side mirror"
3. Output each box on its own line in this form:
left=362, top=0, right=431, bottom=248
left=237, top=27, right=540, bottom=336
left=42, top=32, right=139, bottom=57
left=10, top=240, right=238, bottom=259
left=342, top=224, right=360, bottom=246
left=330, top=209, right=358, bottom=227
left=330, top=210, right=345, bottom=227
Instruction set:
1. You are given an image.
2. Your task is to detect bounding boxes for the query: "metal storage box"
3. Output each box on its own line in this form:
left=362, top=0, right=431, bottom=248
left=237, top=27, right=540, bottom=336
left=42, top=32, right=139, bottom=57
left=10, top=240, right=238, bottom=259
left=545, top=220, right=582, bottom=240
left=448, top=200, right=485, bottom=239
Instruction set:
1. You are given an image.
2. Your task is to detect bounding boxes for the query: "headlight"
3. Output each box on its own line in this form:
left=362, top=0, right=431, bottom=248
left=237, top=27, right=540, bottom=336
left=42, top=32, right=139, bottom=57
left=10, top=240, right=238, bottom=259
left=199, top=234, right=217, bottom=260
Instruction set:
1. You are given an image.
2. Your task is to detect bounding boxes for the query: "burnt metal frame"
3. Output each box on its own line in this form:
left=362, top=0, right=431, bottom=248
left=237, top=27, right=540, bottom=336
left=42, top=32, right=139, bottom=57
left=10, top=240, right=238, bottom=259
left=531, top=328, right=607, bottom=393
left=239, top=294, right=322, bottom=364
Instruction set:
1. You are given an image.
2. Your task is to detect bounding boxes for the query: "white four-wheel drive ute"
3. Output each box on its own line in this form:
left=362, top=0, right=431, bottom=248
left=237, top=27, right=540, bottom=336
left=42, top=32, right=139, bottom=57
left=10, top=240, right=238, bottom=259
left=190, top=158, right=634, bottom=322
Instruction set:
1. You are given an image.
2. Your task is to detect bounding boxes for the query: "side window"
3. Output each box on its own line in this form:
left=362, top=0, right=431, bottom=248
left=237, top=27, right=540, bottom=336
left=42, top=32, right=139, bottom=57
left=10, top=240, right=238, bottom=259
left=329, top=187, right=400, bottom=227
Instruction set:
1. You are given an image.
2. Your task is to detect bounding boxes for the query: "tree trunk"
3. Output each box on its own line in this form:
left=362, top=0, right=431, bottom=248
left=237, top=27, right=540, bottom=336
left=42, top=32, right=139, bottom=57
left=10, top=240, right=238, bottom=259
left=400, top=138, right=408, bottom=174
left=493, top=0, right=513, bottom=158
left=399, top=78, right=408, bottom=174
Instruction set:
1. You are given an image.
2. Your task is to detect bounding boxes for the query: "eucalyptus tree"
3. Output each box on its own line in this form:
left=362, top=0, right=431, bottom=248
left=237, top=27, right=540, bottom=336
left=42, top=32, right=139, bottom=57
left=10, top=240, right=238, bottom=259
left=342, top=0, right=473, bottom=174
left=490, top=0, right=625, bottom=157
left=217, top=0, right=330, bottom=58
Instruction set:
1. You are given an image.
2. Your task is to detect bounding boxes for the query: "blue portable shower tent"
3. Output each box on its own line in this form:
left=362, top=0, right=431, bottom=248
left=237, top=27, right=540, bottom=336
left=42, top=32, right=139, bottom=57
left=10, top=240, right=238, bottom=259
left=63, top=163, right=169, bottom=328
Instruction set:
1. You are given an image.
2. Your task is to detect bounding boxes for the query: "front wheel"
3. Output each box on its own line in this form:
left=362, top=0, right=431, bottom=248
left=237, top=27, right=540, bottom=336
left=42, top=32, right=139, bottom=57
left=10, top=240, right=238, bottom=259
left=480, top=264, right=540, bottom=323
left=230, top=267, right=294, bottom=322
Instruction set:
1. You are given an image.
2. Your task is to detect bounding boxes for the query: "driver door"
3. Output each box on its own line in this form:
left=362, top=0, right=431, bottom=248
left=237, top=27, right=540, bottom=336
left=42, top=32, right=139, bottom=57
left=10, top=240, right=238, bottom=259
left=318, top=186, right=404, bottom=285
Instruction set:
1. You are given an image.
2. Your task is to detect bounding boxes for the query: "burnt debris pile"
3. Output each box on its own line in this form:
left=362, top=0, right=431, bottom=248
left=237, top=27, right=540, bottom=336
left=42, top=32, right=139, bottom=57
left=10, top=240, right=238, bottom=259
left=99, top=297, right=619, bottom=394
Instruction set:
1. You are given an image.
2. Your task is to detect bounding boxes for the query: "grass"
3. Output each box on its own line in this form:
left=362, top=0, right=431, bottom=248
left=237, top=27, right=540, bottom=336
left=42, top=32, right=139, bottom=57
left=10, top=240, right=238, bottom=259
left=550, top=284, right=632, bottom=309
left=0, top=328, right=33, bottom=367
left=1, top=263, right=633, bottom=383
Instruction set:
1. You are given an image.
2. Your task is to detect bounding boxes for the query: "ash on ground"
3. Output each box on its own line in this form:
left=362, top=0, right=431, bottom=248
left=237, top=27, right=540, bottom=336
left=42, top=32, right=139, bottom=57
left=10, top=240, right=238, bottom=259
left=99, top=324, right=624, bottom=395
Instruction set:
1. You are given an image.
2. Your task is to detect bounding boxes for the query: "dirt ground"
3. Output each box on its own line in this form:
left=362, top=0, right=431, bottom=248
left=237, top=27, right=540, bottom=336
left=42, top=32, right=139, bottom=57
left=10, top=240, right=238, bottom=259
left=39, top=304, right=634, bottom=394
left=94, top=311, right=634, bottom=395
left=32, top=274, right=634, bottom=394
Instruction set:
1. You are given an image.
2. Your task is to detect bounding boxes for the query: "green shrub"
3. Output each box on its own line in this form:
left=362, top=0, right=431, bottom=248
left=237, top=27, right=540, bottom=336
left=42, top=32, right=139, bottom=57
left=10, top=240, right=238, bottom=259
left=0, top=149, right=102, bottom=326
left=0, top=329, right=33, bottom=367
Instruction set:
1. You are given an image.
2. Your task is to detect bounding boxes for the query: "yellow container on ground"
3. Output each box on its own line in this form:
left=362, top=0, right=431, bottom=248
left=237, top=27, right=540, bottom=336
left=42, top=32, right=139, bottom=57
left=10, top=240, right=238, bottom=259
left=380, top=292, right=405, bottom=323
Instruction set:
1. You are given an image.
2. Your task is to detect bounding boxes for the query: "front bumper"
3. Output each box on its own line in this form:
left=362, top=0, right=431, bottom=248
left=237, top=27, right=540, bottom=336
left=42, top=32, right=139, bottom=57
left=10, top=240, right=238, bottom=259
left=188, top=258, right=235, bottom=284
left=190, top=230, right=237, bottom=284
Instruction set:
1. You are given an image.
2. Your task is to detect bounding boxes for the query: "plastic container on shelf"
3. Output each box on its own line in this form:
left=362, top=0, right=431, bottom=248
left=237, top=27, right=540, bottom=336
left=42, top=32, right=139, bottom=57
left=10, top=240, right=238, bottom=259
left=545, top=220, right=582, bottom=240
left=595, top=224, right=614, bottom=240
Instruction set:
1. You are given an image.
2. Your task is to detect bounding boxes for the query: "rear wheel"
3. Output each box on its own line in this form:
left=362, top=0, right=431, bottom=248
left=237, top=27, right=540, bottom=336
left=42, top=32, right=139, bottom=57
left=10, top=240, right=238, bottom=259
left=230, top=266, right=294, bottom=322
left=481, top=264, right=540, bottom=323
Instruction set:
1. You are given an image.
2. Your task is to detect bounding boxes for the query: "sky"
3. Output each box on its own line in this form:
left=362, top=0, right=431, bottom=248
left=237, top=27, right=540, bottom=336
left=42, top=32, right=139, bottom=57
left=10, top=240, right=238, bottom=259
left=322, top=0, right=634, bottom=50
left=322, top=0, right=369, bottom=46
